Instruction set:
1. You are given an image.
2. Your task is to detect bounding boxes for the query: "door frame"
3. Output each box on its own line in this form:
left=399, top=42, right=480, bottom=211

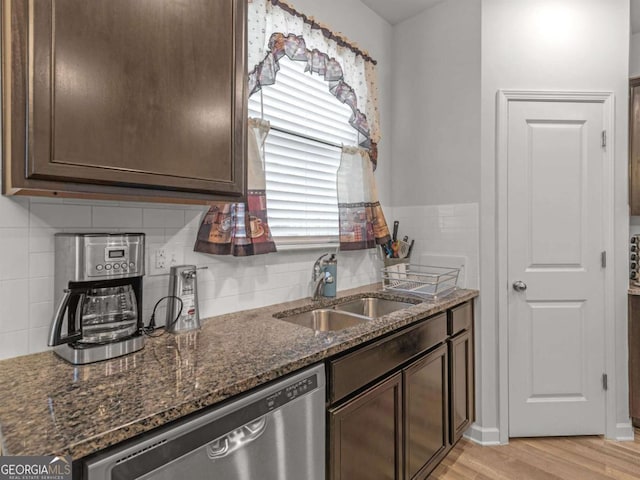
left=496, top=90, right=616, bottom=443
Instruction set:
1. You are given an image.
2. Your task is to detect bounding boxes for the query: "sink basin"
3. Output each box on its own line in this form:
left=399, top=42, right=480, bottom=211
left=334, top=297, right=415, bottom=318
left=276, top=297, right=416, bottom=332
left=278, top=309, right=369, bottom=332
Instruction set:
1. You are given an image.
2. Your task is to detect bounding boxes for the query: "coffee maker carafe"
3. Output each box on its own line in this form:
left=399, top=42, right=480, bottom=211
left=48, top=233, right=145, bottom=364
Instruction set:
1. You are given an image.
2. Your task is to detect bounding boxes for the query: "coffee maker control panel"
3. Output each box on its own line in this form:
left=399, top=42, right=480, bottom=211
left=84, top=235, right=145, bottom=279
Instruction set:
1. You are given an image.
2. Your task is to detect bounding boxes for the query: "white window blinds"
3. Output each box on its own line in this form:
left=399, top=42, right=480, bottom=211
left=248, top=57, right=359, bottom=242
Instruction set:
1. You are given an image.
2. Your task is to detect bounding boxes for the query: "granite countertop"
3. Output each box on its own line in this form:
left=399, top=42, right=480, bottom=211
left=0, top=285, right=478, bottom=460
left=630, top=281, right=640, bottom=296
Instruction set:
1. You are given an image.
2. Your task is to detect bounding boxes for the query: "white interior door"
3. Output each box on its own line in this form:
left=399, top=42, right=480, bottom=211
left=507, top=98, right=606, bottom=437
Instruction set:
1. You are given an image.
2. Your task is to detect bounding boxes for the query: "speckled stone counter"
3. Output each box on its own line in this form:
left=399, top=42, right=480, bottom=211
left=0, top=285, right=478, bottom=460
left=630, top=281, right=640, bottom=296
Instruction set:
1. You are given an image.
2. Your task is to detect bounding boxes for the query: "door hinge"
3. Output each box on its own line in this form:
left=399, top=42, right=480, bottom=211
left=602, top=373, right=608, bottom=391
left=601, top=251, right=607, bottom=268
left=601, top=130, right=607, bottom=148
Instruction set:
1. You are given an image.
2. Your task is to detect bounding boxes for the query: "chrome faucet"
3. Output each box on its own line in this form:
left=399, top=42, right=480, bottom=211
left=311, top=253, right=334, bottom=300
left=312, top=254, right=329, bottom=283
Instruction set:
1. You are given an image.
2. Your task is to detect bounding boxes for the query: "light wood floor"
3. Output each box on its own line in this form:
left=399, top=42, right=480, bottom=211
left=430, top=429, right=640, bottom=479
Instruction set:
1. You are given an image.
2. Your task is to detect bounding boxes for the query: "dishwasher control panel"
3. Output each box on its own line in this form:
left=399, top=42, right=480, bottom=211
left=265, top=375, right=318, bottom=411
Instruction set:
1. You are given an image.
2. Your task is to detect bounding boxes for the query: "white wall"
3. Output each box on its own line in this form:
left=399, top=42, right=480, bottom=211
left=0, top=0, right=392, bottom=360
left=388, top=0, right=481, bottom=286
left=391, top=0, right=481, bottom=208
left=391, top=203, right=479, bottom=289
left=480, top=0, right=631, bottom=441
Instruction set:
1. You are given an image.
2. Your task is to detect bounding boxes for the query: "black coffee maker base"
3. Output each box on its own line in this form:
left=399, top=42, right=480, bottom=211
left=54, top=336, right=145, bottom=365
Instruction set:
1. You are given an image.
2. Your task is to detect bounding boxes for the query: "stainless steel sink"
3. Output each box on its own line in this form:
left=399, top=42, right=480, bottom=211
left=276, top=297, right=416, bottom=332
left=278, top=309, right=369, bottom=332
left=333, top=297, right=415, bottom=318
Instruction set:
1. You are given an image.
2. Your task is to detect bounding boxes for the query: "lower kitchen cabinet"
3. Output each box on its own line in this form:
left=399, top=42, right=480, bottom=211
left=404, top=344, right=449, bottom=480
left=629, top=295, right=640, bottom=427
left=449, top=329, right=474, bottom=444
left=329, top=373, right=403, bottom=480
left=327, top=300, right=475, bottom=480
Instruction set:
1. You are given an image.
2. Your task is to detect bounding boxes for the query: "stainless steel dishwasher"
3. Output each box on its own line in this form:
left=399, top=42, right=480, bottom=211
left=84, top=364, right=325, bottom=480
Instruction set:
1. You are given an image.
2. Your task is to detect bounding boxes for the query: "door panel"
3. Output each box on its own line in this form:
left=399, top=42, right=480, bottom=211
left=403, top=344, right=448, bottom=480
left=529, top=302, right=585, bottom=398
left=329, top=373, right=403, bottom=480
left=528, top=122, right=585, bottom=267
left=507, top=99, right=605, bottom=437
left=27, top=0, right=245, bottom=195
left=450, top=330, right=474, bottom=444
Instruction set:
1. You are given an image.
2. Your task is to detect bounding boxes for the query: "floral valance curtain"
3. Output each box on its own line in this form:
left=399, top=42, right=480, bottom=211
left=337, top=147, right=391, bottom=250
left=247, top=0, right=381, bottom=166
left=194, top=119, right=277, bottom=256
left=194, top=0, right=390, bottom=255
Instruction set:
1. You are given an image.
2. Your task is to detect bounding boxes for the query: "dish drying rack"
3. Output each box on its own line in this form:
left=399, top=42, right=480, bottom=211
left=381, top=264, right=460, bottom=299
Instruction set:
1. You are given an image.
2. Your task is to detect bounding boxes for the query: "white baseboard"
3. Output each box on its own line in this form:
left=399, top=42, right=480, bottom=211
left=465, top=422, right=634, bottom=444
left=610, top=422, right=635, bottom=441
left=464, top=423, right=502, bottom=445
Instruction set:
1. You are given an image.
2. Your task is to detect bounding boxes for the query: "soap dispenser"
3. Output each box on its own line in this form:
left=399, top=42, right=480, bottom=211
left=322, top=254, right=337, bottom=297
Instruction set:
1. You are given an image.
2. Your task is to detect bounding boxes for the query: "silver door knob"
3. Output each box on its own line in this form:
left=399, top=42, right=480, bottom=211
left=513, top=281, right=527, bottom=292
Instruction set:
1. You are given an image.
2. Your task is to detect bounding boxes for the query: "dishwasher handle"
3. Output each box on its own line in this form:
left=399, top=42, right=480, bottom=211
left=206, top=416, right=268, bottom=460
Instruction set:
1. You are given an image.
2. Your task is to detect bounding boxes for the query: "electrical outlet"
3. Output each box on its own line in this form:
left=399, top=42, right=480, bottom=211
left=148, top=244, right=184, bottom=276
left=155, top=248, right=167, bottom=270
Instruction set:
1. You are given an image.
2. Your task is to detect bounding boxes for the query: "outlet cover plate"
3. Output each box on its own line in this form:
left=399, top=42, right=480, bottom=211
left=148, top=243, right=184, bottom=276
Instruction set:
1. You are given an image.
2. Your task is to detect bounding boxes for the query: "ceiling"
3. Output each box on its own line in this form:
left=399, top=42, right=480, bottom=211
left=365, top=1, right=640, bottom=32
left=360, top=0, right=443, bottom=25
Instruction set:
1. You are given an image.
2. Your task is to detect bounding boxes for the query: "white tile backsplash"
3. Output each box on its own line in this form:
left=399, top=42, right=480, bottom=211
left=29, top=228, right=58, bottom=253
left=28, top=326, right=51, bottom=354
left=0, top=229, right=29, bottom=280
left=92, top=206, right=143, bottom=228
left=0, top=330, right=28, bottom=361
left=0, top=279, right=29, bottom=333
left=30, top=203, right=92, bottom=228
left=392, top=202, right=480, bottom=289
left=0, top=196, right=29, bottom=228
left=29, top=252, right=54, bottom=278
left=0, top=196, right=382, bottom=359
left=29, top=277, right=53, bottom=303
left=143, top=208, right=185, bottom=228
left=29, top=301, right=54, bottom=329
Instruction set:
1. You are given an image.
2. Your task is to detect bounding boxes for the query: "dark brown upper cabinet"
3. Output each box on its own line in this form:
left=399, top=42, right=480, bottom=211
left=2, top=0, right=247, bottom=204
left=631, top=78, right=640, bottom=215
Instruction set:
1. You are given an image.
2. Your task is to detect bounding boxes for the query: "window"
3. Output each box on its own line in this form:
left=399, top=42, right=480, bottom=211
left=248, top=57, right=359, bottom=244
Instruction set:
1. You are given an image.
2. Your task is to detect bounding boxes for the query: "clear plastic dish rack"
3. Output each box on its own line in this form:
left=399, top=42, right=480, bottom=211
left=381, top=264, right=460, bottom=299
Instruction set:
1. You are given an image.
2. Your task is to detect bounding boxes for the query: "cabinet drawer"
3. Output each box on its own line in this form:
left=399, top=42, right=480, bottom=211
left=448, top=301, right=472, bottom=336
left=329, top=313, right=447, bottom=404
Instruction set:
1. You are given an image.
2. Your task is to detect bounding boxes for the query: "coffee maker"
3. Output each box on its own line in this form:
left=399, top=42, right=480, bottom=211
left=48, top=233, right=145, bottom=364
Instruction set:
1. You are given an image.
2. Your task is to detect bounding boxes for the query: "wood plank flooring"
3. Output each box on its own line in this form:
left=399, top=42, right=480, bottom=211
left=430, top=429, right=640, bottom=479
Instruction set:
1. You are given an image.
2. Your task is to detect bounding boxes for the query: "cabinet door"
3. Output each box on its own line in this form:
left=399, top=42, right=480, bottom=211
left=329, top=373, right=403, bottom=480
left=403, top=343, right=449, bottom=480
left=631, top=79, right=640, bottom=215
left=449, top=330, right=474, bottom=444
left=630, top=296, right=640, bottom=426
left=6, top=0, right=246, bottom=198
